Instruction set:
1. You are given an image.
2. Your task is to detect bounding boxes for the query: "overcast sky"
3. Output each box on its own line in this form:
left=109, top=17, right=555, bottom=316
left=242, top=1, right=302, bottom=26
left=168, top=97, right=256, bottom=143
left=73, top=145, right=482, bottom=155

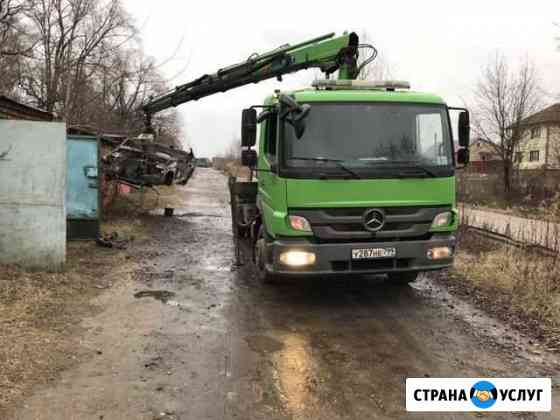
left=123, top=0, right=560, bottom=158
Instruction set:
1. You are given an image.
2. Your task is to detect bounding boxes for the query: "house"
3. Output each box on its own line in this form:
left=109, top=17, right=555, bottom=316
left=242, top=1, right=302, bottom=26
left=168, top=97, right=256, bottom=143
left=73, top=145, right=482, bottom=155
left=515, top=103, right=560, bottom=170
left=0, top=95, right=54, bottom=121
left=468, top=138, right=501, bottom=172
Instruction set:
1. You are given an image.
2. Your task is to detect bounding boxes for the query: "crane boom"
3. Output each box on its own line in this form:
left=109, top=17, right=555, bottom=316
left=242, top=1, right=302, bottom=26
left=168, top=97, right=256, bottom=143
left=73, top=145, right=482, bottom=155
left=142, top=31, right=360, bottom=132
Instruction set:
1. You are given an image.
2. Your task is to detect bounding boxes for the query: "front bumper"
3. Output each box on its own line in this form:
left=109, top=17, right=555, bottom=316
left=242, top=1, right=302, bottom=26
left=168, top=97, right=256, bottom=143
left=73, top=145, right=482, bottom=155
left=264, top=234, right=456, bottom=276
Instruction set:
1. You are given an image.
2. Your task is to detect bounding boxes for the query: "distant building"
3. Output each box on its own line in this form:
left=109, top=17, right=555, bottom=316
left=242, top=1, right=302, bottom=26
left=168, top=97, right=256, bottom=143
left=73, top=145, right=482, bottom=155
left=515, top=103, right=560, bottom=170
left=0, top=95, right=54, bottom=121
left=468, top=138, right=501, bottom=172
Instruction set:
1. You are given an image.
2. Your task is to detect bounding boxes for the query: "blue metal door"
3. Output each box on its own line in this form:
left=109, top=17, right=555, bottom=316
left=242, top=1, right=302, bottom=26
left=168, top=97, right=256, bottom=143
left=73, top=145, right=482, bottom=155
left=66, top=135, right=100, bottom=239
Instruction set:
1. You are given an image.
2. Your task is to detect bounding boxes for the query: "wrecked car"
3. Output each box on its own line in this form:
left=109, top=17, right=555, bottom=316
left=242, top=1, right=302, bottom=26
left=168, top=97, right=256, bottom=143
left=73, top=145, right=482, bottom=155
left=103, top=138, right=195, bottom=187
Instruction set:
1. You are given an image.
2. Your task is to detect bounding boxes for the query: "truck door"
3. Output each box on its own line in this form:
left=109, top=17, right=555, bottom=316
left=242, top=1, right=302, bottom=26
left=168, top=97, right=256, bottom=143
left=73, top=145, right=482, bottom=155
left=258, top=112, right=284, bottom=236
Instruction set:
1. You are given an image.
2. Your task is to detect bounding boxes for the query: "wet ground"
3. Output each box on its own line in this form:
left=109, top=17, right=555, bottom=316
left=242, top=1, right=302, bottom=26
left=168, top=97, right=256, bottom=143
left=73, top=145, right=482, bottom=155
left=13, top=168, right=560, bottom=419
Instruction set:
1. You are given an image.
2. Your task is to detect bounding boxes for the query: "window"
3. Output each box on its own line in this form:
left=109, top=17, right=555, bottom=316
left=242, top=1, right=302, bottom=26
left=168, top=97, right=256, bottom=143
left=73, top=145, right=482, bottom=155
left=529, top=150, right=540, bottom=162
left=515, top=152, right=523, bottom=163
left=530, top=126, right=541, bottom=139
left=416, top=113, right=448, bottom=165
left=283, top=103, right=452, bottom=169
left=264, top=113, right=277, bottom=160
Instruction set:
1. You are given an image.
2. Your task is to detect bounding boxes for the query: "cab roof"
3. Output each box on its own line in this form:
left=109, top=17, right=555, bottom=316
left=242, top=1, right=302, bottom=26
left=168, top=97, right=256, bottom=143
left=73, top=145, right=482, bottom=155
left=265, top=88, right=445, bottom=105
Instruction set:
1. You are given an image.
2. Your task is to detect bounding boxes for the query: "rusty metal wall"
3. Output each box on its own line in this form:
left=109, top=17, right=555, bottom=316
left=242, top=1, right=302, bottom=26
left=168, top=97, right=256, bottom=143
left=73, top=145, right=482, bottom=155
left=0, top=120, right=67, bottom=270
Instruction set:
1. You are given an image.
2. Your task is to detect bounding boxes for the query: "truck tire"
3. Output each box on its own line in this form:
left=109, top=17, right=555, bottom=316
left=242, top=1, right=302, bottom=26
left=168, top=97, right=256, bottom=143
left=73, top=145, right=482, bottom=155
left=254, top=227, right=276, bottom=284
left=387, top=271, right=418, bottom=285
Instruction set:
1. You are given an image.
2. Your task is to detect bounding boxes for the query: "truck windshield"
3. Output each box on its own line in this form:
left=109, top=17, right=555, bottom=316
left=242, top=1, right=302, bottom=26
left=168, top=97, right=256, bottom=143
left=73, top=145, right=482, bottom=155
left=282, top=103, right=453, bottom=178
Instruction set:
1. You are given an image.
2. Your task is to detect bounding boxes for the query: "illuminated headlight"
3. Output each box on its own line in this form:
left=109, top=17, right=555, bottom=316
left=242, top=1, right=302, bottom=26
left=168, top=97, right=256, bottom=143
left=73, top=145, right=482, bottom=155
left=287, top=215, right=312, bottom=232
left=427, top=246, right=453, bottom=260
left=431, top=212, right=453, bottom=228
left=279, top=251, right=316, bottom=267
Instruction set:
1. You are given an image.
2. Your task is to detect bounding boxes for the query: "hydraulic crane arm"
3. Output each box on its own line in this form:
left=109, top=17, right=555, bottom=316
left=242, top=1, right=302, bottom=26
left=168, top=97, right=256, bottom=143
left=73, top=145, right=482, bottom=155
left=142, top=31, right=361, bottom=132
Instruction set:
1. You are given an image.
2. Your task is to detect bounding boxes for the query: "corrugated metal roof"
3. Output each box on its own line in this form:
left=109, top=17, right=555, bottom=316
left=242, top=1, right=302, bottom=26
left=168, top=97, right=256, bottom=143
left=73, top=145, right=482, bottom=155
left=0, top=95, right=54, bottom=121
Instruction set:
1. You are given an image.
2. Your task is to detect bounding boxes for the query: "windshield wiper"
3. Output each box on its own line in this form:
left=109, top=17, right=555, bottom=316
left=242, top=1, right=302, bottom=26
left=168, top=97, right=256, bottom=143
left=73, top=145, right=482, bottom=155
left=349, top=158, right=439, bottom=178
left=397, top=163, right=437, bottom=178
left=291, top=157, right=361, bottom=179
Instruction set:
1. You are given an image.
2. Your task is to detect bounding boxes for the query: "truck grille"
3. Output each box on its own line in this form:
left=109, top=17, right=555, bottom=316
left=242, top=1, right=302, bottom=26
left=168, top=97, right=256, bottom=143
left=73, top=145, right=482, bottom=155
left=331, top=258, right=412, bottom=272
left=290, top=206, right=451, bottom=241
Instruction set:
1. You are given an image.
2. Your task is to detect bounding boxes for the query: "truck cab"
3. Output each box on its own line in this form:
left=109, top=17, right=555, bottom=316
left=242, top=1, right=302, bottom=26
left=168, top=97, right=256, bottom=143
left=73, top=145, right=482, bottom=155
left=235, top=79, right=470, bottom=283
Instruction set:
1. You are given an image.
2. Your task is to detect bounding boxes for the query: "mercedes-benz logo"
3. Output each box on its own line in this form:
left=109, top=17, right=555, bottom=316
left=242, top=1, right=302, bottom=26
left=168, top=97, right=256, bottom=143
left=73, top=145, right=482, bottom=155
left=363, top=208, right=385, bottom=232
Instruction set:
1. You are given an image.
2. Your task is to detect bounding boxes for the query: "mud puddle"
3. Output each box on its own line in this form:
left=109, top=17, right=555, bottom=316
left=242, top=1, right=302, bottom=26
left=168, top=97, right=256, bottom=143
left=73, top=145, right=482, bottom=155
left=245, top=335, right=285, bottom=354
left=149, top=208, right=225, bottom=219
left=134, top=290, right=176, bottom=303
left=203, top=264, right=231, bottom=272
left=176, top=211, right=224, bottom=218
left=133, top=290, right=193, bottom=312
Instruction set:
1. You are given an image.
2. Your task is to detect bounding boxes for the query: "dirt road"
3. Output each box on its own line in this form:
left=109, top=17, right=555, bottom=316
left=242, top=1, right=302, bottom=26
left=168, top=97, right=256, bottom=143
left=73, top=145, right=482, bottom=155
left=13, top=169, right=560, bottom=420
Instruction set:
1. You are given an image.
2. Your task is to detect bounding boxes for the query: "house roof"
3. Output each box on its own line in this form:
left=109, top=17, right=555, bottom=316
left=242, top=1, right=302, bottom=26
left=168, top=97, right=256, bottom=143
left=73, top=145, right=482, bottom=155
left=519, top=103, right=560, bottom=126
left=0, top=95, right=54, bottom=121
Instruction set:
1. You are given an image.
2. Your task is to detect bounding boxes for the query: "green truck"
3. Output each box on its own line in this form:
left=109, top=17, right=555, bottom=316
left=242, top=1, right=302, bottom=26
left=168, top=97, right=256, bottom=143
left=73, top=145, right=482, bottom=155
left=238, top=79, right=469, bottom=283
left=142, top=31, right=470, bottom=283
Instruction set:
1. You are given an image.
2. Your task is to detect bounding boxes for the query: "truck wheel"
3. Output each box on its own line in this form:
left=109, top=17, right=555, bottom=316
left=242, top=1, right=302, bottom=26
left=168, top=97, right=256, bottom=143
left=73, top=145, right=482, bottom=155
left=254, top=227, right=275, bottom=284
left=387, top=271, right=418, bottom=285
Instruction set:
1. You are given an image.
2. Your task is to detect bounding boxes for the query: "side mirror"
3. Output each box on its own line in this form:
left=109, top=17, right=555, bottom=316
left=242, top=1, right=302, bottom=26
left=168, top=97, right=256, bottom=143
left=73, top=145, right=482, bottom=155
left=458, top=111, right=470, bottom=148
left=457, top=148, right=469, bottom=166
left=257, top=109, right=273, bottom=123
left=241, top=108, right=257, bottom=148
left=282, top=103, right=311, bottom=140
left=241, top=149, right=257, bottom=168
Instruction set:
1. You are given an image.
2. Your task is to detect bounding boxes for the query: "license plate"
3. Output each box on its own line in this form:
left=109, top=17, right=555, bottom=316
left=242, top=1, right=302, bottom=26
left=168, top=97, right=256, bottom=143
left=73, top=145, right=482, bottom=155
left=351, top=247, right=396, bottom=260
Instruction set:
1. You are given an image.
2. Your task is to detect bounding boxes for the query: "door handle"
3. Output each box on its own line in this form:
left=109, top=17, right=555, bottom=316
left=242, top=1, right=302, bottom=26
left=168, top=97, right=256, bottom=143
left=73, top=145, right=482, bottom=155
left=83, top=165, right=98, bottom=179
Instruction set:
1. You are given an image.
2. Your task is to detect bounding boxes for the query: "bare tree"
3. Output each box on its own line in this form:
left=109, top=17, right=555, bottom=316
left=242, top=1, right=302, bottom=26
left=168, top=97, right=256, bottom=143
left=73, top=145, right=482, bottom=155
left=0, top=0, right=34, bottom=94
left=0, top=0, right=23, bottom=49
left=357, top=30, right=394, bottom=81
left=0, top=28, right=22, bottom=93
left=0, top=0, right=185, bottom=147
left=100, top=47, right=183, bottom=145
left=472, top=53, right=541, bottom=195
left=20, top=0, right=133, bottom=119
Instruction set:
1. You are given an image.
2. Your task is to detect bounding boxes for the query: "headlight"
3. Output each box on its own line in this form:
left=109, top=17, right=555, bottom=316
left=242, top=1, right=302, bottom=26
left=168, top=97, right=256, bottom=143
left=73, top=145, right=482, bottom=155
left=279, top=251, right=316, bottom=267
left=287, top=215, right=312, bottom=232
left=431, top=211, right=453, bottom=228
left=427, top=246, right=453, bottom=260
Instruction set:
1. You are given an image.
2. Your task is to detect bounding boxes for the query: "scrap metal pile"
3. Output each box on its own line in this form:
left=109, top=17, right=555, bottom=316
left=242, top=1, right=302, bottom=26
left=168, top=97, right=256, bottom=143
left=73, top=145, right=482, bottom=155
left=103, top=137, right=195, bottom=187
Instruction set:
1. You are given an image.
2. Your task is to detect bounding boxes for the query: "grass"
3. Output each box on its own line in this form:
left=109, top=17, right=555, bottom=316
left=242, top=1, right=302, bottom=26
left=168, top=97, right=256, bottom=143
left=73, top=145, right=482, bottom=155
left=224, top=161, right=251, bottom=180
left=447, top=227, right=560, bottom=347
left=102, top=184, right=184, bottom=242
left=106, top=185, right=184, bottom=216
